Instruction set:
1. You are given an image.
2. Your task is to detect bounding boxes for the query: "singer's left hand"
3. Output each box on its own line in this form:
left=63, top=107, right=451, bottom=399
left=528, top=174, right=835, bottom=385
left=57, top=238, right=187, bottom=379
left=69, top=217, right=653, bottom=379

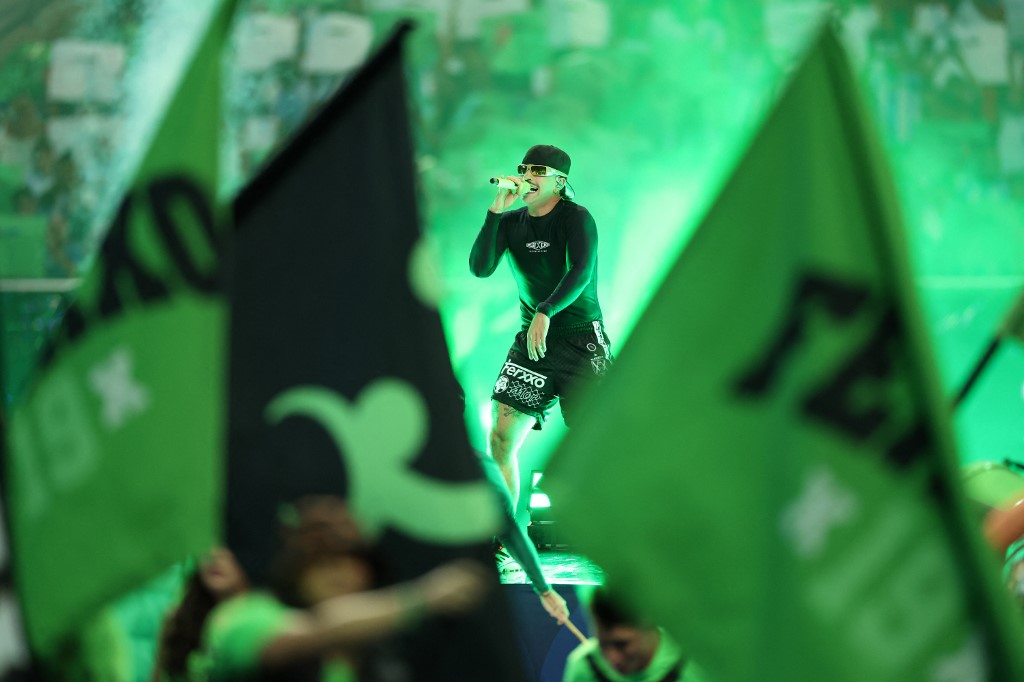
left=527, top=313, right=549, bottom=361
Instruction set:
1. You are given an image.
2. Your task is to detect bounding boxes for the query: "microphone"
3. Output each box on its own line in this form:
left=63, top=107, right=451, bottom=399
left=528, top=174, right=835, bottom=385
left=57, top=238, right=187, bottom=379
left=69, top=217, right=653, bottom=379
left=489, top=178, right=535, bottom=192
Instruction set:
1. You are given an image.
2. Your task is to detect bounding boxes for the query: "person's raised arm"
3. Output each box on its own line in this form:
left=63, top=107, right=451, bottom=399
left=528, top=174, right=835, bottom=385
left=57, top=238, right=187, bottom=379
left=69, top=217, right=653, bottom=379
left=260, top=559, right=489, bottom=668
left=470, top=177, right=524, bottom=277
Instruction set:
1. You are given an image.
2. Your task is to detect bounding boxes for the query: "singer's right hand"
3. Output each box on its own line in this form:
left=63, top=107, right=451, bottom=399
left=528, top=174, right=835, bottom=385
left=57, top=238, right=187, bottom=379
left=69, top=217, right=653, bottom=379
left=489, top=175, right=524, bottom=214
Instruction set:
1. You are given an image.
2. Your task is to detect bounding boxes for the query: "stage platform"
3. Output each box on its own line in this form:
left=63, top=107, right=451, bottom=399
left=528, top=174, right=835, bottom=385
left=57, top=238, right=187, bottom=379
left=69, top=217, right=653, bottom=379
left=499, top=549, right=605, bottom=587
left=500, top=551, right=603, bottom=682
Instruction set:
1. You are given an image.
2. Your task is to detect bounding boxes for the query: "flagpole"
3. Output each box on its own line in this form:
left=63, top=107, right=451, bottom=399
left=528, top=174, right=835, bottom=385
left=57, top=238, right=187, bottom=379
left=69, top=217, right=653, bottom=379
left=953, top=338, right=1001, bottom=408
left=563, top=617, right=588, bottom=645
left=952, top=289, right=1024, bottom=409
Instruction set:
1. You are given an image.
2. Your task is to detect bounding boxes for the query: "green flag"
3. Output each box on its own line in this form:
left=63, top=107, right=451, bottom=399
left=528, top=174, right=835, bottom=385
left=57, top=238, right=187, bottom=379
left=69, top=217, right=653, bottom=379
left=3, top=0, right=236, bottom=654
left=545, top=24, right=1024, bottom=682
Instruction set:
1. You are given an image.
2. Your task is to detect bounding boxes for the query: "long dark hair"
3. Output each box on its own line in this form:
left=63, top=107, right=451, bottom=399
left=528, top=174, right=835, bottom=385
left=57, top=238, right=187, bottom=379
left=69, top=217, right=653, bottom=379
left=154, top=569, right=218, bottom=680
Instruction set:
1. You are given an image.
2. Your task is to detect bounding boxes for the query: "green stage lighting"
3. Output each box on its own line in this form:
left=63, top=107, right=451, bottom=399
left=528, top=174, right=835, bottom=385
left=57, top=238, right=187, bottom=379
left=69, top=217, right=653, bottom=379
left=527, top=469, right=557, bottom=534
left=529, top=492, right=551, bottom=509
left=528, top=471, right=551, bottom=510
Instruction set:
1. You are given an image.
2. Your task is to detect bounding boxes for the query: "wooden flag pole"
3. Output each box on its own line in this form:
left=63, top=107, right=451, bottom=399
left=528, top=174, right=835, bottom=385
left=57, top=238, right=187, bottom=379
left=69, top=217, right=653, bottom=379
left=564, top=617, right=588, bottom=645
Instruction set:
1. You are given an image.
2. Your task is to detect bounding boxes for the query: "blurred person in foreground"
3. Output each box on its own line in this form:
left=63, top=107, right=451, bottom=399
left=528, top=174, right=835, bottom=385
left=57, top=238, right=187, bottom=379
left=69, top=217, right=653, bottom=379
left=202, top=495, right=489, bottom=681
left=44, top=609, right=134, bottom=682
left=982, top=487, right=1024, bottom=609
left=562, top=585, right=706, bottom=682
left=958, top=460, right=1024, bottom=610
left=152, top=547, right=250, bottom=681
left=470, top=144, right=613, bottom=508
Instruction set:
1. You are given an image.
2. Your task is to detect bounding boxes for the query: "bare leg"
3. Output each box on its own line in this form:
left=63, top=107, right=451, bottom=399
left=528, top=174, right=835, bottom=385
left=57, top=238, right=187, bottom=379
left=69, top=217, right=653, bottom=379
left=488, top=400, right=536, bottom=508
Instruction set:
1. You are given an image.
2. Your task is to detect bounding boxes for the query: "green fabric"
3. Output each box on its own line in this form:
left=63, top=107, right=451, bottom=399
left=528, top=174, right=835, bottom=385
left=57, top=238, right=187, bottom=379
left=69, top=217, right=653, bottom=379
left=111, top=564, right=185, bottom=682
left=4, top=0, right=237, bottom=655
left=204, top=593, right=290, bottom=676
left=204, top=593, right=356, bottom=681
left=1003, top=539, right=1024, bottom=582
left=562, top=630, right=705, bottom=682
left=44, top=609, right=133, bottom=681
left=0, top=212, right=48, bottom=278
left=545, top=25, right=1024, bottom=682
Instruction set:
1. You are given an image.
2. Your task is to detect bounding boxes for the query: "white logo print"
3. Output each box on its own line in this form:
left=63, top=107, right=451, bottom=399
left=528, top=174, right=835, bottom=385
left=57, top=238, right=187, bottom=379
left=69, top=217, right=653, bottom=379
left=265, top=380, right=501, bottom=543
left=494, top=376, right=509, bottom=394
left=780, top=466, right=859, bottom=559
left=506, top=382, right=544, bottom=408
left=526, top=240, right=550, bottom=252
left=89, top=346, right=152, bottom=430
left=501, top=361, right=548, bottom=388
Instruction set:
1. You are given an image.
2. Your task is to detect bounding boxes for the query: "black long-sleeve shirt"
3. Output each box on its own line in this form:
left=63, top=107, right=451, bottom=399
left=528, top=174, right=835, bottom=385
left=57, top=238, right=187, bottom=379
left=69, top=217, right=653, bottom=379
left=469, top=201, right=603, bottom=330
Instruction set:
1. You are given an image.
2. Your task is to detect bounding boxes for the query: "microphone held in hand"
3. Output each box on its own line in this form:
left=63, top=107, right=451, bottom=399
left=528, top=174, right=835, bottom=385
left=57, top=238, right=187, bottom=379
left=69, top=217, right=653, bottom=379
left=490, top=177, right=534, bottom=192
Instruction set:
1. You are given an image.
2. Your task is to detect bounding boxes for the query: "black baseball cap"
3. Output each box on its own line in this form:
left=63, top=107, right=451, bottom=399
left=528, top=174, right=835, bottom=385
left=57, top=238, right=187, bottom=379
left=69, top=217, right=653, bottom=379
left=522, top=145, right=571, bottom=175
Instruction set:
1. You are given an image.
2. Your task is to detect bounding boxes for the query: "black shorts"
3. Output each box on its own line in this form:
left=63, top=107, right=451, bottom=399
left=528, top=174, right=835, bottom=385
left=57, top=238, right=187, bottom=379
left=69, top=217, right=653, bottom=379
left=490, top=321, right=612, bottom=429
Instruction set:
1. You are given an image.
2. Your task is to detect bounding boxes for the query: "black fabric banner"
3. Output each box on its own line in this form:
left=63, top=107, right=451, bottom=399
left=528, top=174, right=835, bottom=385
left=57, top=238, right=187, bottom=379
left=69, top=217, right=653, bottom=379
left=227, top=23, right=525, bottom=681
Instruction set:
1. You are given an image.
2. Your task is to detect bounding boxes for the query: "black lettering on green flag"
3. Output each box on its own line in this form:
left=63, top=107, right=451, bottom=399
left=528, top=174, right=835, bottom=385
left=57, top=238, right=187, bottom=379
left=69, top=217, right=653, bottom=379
left=544, top=24, right=1024, bottom=682
left=2, top=0, right=236, bottom=655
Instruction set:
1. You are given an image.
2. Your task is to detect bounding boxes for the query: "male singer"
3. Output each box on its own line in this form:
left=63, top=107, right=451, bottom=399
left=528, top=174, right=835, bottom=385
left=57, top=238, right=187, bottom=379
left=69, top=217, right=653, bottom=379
left=469, top=145, right=612, bottom=506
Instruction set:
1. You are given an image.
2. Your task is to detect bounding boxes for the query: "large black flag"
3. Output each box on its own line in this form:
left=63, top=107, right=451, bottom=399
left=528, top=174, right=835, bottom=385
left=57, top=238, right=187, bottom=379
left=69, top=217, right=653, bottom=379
left=227, top=23, right=525, bottom=681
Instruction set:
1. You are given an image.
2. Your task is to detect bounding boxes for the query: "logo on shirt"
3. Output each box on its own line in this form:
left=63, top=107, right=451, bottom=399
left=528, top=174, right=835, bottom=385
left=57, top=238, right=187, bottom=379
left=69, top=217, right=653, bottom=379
left=526, top=240, right=550, bottom=253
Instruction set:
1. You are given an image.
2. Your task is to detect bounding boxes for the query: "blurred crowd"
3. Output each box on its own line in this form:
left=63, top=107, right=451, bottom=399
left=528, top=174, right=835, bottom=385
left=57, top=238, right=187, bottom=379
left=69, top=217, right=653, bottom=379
left=44, top=494, right=494, bottom=682
left=0, top=0, right=1021, bottom=279
left=0, top=0, right=1022, bottom=391
left=0, top=94, right=94, bottom=279
left=853, top=0, right=1024, bottom=197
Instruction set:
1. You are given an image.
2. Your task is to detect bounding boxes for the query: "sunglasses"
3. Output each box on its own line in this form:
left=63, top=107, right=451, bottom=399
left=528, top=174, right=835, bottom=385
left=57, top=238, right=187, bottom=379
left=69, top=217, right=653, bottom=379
left=517, top=164, right=567, bottom=178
